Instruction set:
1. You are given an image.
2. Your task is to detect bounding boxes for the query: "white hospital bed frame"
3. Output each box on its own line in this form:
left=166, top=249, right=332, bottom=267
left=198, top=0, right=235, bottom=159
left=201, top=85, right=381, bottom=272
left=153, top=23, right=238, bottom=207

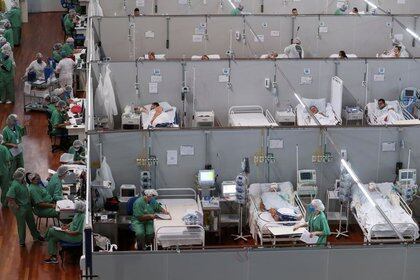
left=365, top=101, right=418, bottom=126
left=228, top=105, right=278, bottom=127
left=352, top=190, right=418, bottom=244
left=249, top=191, right=307, bottom=245
left=154, top=188, right=205, bottom=250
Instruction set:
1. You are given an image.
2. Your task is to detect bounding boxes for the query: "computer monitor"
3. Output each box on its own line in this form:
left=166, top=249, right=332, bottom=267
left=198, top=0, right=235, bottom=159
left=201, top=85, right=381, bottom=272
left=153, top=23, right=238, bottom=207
left=198, top=170, right=215, bottom=187
left=405, top=89, right=415, bottom=97
left=222, top=181, right=237, bottom=196
left=120, top=185, right=137, bottom=198
left=399, top=169, right=416, bottom=182
left=298, top=170, right=316, bottom=184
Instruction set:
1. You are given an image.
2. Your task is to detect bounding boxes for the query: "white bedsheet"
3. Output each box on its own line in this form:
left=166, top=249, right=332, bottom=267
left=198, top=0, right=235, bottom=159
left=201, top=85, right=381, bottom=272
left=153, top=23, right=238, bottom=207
left=366, top=100, right=406, bottom=125
left=296, top=103, right=339, bottom=126
left=154, top=198, right=204, bottom=248
left=141, top=103, right=177, bottom=129
left=352, top=183, right=419, bottom=239
left=229, top=113, right=278, bottom=127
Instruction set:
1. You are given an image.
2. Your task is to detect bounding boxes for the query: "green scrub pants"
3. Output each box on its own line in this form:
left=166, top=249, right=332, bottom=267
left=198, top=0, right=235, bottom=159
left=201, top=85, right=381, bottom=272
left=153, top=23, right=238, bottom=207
left=0, top=174, right=9, bottom=207
left=10, top=154, right=24, bottom=179
left=34, top=208, right=59, bottom=218
left=46, top=227, right=82, bottom=255
left=12, top=27, right=21, bottom=45
left=0, top=77, right=14, bottom=103
left=13, top=206, right=41, bottom=245
left=132, top=220, right=154, bottom=250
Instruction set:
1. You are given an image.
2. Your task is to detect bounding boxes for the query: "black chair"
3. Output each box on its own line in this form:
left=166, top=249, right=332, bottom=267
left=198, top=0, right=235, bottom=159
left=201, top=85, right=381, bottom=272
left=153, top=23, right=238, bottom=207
left=58, top=240, right=83, bottom=269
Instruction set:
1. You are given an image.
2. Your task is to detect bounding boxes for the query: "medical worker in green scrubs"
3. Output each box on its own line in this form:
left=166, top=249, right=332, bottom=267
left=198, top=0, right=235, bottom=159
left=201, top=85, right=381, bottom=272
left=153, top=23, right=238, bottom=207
left=294, top=199, right=331, bottom=245
left=28, top=173, right=59, bottom=218
left=131, top=189, right=169, bottom=250
left=0, top=134, right=12, bottom=207
left=2, top=114, right=25, bottom=176
left=47, top=166, right=68, bottom=202
left=7, top=169, right=43, bottom=246
left=44, top=200, right=86, bottom=264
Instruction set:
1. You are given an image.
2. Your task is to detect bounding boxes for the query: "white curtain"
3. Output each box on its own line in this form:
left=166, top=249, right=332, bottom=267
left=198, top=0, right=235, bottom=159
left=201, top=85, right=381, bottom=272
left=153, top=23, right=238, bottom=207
left=94, top=65, right=118, bottom=129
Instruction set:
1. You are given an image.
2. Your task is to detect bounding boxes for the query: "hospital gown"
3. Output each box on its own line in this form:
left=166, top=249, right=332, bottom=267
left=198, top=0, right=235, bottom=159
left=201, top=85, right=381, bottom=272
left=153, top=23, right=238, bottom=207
left=376, top=106, right=404, bottom=124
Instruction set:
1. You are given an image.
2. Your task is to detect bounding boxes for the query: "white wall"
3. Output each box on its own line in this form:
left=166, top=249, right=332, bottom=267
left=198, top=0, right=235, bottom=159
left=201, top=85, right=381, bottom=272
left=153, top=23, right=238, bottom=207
left=27, top=0, right=64, bottom=13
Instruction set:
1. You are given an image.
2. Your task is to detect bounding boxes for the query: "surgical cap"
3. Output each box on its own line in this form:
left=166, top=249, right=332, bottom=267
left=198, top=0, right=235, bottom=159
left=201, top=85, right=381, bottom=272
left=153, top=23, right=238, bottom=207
left=69, top=9, right=76, bottom=15
left=27, top=173, right=36, bottom=182
left=7, top=114, right=18, bottom=123
left=0, top=134, right=3, bottom=144
left=65, top=85, right=73, bottom=91
left=311, top=199, right=325, bottom=212
left=51, top=95, right=60, bottom=103
left=75, top=200, right=86, bottom=213
left=0, top=36, right=6, bottom=45
left=57, top=166, right=68, bottom=177
left=144, top=189, right=158, bottom=197
left=11, top=2, right=18, bottom=8
left=13, top=169, right=25, bottom=181
left=36, top=52, right=43, bottom=59
left=16, top=167, right=25, bottom=173
left=57, top=100, right=67, bottom=107
left=66, top=37, right=75, bottom=44
left=73, top=139, right=83, bottom=148
left=3, top=20, right=11, bottom=28
left=293, top=37, right=301, bottom=44
left=53, top=43, right=62, bottom=50
left=2, top=43, right=12, bottom=52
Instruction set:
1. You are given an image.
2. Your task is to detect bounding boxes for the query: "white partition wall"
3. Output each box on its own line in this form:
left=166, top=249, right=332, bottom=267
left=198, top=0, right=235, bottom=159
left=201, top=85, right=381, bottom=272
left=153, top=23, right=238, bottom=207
left=92, top=15, right=420, bottom=60
left=98, top=0, right=420, bottom=15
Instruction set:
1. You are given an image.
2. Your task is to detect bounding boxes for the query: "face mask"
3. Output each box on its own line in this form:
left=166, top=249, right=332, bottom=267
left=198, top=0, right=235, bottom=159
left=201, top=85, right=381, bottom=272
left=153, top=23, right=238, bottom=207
left=150, top=197, right=157, bottom=204
left=74, top=147, right=80, bottom=151
left=37, top=59, right=42, bottom=64
left=308, top=204, right=315, bottom=213
left=3, top=55, right=9, bottom=60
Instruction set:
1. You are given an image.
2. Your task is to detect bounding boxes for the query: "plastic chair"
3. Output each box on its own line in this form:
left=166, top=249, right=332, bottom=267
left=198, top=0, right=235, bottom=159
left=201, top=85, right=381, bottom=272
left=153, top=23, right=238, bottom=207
left=58, top=240, right=82, bottom=269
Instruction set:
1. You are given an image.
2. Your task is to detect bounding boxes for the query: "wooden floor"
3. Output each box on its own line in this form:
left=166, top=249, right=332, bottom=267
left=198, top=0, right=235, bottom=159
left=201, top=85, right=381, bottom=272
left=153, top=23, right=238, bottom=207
left=0, top=12, right=80, bottom=280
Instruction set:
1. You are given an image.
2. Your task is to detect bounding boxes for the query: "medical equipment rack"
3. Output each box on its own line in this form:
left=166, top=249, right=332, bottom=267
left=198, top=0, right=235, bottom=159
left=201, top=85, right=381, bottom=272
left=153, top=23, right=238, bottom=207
left=326, top=190, right=349, bottom=238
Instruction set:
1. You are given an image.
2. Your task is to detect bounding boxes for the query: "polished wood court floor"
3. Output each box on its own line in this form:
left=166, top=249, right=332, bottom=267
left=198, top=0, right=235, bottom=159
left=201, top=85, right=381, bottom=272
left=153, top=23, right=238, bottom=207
left=0, top=12, right=80, bottom=280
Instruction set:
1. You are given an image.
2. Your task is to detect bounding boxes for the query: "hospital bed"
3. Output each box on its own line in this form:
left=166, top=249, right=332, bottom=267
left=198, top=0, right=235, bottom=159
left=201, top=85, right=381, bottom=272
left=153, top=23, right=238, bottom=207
left=154, top=188, right=205, bottom=250
left=329, top=54, right=358, bottom=58
left=191, top=54, right=221, bottom=60
left=351, top=182, right=419, bottom=244
left=248, top=182, right=307, bottom=245
left=296, top=76, right=343, bottom=126
left=228, top=106, right=278, bottom=127
left=140, top=102, right=179, bottom=129
left=365, top=100, right=420, bottom=126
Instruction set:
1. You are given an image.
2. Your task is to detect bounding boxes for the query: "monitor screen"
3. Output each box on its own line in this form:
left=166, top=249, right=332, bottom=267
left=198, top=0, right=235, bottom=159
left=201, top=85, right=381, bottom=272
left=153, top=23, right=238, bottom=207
left=300, top=172, right=313, bottom=181
left=199, top=170, right=215, bottom=185
left=223, top=184, right=237, bottom=195
left=401, top=171, right=414, bottom=180
left=121, top=188, right=135, bottom=197
left=405, top=90, right=414, bottom=97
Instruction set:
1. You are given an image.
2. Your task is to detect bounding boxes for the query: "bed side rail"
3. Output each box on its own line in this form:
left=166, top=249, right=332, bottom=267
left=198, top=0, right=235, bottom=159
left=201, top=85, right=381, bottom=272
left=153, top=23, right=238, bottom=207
left=156, top=188, right=197, bottom=199
left=154, top=225, right=205, bottom=250
left=265, top=109, right=277, bottom=125
left=229, top=105, right=263, bottom=115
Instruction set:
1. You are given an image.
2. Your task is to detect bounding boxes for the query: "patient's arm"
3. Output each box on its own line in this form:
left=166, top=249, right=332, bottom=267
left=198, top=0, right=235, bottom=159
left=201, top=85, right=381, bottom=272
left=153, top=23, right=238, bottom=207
left=269, top=208, right=279, bottom=221
left=150, top=107, right=163, bottom=124
left=259, top=201, right=266, bottom=212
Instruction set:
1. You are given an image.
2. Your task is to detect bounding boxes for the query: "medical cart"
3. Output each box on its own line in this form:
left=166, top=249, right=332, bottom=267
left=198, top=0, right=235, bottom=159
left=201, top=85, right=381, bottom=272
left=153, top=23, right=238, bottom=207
left=342, top=106, right=364, bottom=126
left=202, top=198, right=222, bottom=242
left=23, top=79, right=59, bottom=112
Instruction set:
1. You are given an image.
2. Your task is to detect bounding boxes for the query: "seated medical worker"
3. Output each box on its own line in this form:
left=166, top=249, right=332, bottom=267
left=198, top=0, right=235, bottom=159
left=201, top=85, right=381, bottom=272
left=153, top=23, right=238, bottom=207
left=68, top=139, right=86, bottom=164
left=47, top=166, right=68, bottom=202
left=25, top=52, right=47, bottom=80
left=44, top=200, right=85, bottom=264
left=131, top=189, right=169, bottom=250
left=28, top=173, right=59, bottom=218
left=293, top=199, right=330, bottom=245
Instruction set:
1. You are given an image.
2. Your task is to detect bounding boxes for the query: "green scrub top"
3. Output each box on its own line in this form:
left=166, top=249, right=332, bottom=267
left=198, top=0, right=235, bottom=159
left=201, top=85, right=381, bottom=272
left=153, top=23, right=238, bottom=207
left=306, top=211, right=331, bottom=245
left=68, top=146, right=85, bottom=162
left=0, top=58, right=14, bottom=81
left=50, top=109, right=65, bottom=135
left=3, top=28, right=14, bottom=46
left=3, top=125, right=24, bottom=146
left=61, top=43, right=74, bottom=58
left=0, top=144, right=12, bottom=176
left=64, top=14, right=75, bottom=35
left=52, top=50, right=62, bottom=63
left=131, top=197, right=163, bottom=223
left=69, top=212, right=85, bottom=233
left=231, top=8, right=241, bottom=15
left=28, top=183, right=54, bottom=206
left=6, top=180, right=30, bottom=207
left=47, top=104, right=57, bottom=114
left=7, top=7, right=22, bottom=28
left=47, top=173, right=64, bottom=201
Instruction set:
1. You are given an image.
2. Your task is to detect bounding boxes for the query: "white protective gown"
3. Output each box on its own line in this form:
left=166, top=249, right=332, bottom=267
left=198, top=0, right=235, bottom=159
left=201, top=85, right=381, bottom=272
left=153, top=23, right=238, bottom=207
left=56, top=57, right=76, bottom=87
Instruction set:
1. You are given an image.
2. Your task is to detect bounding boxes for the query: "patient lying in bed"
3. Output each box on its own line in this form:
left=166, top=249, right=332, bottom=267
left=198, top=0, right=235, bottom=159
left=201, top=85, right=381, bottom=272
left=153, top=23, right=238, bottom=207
left=136, top=102, right=173, bottom=127
left=375, top=99, right=404, bottom=124
left=259, top=187, right=302, bottom=223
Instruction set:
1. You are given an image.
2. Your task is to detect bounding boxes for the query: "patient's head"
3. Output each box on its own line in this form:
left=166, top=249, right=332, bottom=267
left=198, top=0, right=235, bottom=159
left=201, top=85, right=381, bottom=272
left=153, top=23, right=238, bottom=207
left=378, top=99, right=386, bottom=110
left=368, top=182, right=377, bottom=192
left=148, top=52, right=156, bottom=60
left=309, top=105, right=319, bottom=114
left=201, top=54, right=209, bottom=60
left=151, top=102, right=160, bottom=110
left=269, top=183, right=278, bottom=192
left=268, top=52, right=278, bottom=60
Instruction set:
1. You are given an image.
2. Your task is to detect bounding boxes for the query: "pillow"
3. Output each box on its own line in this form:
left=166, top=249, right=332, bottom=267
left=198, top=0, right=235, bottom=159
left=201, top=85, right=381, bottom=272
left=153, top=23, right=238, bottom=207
left=302, top=98, right=327, bottom=113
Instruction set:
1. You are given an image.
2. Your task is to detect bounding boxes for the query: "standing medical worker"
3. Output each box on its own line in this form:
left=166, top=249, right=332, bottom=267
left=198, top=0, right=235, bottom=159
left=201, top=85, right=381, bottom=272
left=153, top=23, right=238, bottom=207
left=2, top=114, right=25, bottom=175
left=7, top=2, right=22, bottom=46
left=0, top=134, right=12, bottom=207
left=131, top=189, right=169, bottom=250
left=47, top=166, right=68, bottom=202
left=294, top=199, right=331, bottom=245
left=7, top=169, right=44, bottom=246
left=0, top=48, right=15, bottom=104
left=56, top=53, right=76, bottom=88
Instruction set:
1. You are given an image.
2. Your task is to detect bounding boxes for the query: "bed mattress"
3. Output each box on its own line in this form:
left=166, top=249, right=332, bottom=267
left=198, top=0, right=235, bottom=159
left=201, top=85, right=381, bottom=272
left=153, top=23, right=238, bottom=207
left=154, top=198, right=204, bottom=248
left=296, top=103, right=339, bottom=126
left=229, top=113, right=277, bottom=127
